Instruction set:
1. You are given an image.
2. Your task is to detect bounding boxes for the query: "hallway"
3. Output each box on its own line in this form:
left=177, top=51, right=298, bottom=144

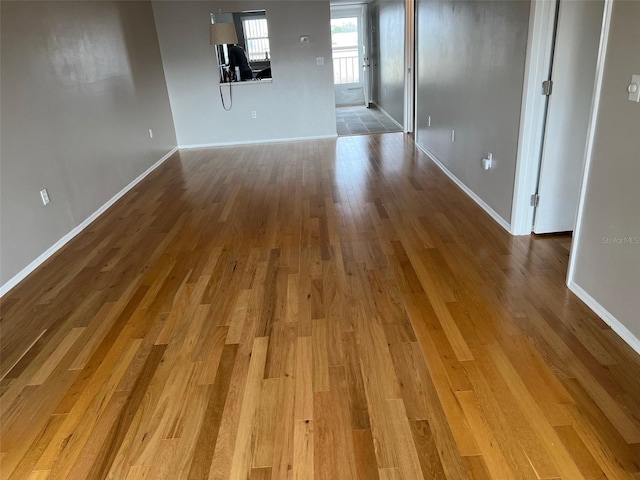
left=335, top=105, right=402, bottom=136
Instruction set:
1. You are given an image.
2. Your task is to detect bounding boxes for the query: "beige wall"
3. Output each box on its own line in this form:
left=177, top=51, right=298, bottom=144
left=152, top=1, right=336, bottom=147
left=0, top=1, right=177, bottom=286
left=572, top=0, right=640, bottom=340
left=415, top=0, right=530, bottom=223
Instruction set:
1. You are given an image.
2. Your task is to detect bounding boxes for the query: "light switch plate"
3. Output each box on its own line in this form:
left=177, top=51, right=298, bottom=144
left=40, top=188, right=50, bottom=205
left=629, top=74, right=640, bottom=102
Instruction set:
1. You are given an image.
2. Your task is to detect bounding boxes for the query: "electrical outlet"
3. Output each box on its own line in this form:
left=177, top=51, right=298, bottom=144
left=251, top=111, right=257, bottom=119
left=149, top=129, right=153, bottom=139
left=316, top=56, right=324, bottom=66
left=482, top=153, right=494, bottom=171
left=451, top=129, right=455, bottom=142
left=40, top=188, right=50, bottom=205
left=628, top=74, right=640, bottom=102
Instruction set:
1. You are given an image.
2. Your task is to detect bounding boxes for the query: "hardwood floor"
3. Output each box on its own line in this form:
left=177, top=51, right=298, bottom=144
left=1, top=133, right=639, bottom=479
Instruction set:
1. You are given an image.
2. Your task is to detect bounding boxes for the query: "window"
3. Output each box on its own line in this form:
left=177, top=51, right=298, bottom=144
left=242, top=17, right=270, bottom=62
left=331, top=17, right=359, bottom=84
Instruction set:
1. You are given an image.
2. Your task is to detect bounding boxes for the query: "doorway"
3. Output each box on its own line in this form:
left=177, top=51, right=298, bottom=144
left=330, top=5, right=370, bottom=107
left=512, top=0, right=606, bottom=235
left=533, top=0, right=605, bottom=234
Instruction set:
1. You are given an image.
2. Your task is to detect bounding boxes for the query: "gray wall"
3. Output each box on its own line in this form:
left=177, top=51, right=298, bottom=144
left=376, top=0, right=405, bottom=126
left=0, top=1, right=177, bottom=286
left=572, top=0, right=640, bottom=340
left=415, top=0, right=530, bottom=222
left=152, top=1, right=336, bottom=147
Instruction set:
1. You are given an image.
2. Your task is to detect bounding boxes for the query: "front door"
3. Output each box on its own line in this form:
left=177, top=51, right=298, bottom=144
left=331, top=6, right=366, bottom=106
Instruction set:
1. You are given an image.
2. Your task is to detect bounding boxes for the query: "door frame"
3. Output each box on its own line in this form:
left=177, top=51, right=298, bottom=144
left=362, top=3, right=373, bottom=108
left=510, top=0, right=559, bottom=235
left=533, top=0, right=605, bottom=234
left=510, top=0, right=611, bottom=236
left=404, top=0, right=415, bottom=133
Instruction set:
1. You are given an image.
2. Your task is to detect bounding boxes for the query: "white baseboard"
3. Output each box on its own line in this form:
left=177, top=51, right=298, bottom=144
left=179, top=134, right=337, bottom=150
left=568, top=280, right=640, bottom=356
left=0, top=147, right=178, bottom=298
left=415, top=142, right=512, bottom=232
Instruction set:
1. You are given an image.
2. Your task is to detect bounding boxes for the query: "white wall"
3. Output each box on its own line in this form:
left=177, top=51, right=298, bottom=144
left=375, top=0, right=405, bottom=126
left=0, top=1, right=177, bottom=286
left=415, top=0, right=530, bottom=223
left=571, top=0, right=640, bottom=344
left=152, top=1, right=337, bottom=147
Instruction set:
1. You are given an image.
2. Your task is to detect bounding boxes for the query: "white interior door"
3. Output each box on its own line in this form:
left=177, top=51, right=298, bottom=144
left=533, top=0, right=604, bottom=234
left=331, top=6, right=366, bottom=106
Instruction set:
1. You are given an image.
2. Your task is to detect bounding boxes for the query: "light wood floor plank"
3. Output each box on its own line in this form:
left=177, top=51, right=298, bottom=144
left=2, top=133, right=640, bottom=479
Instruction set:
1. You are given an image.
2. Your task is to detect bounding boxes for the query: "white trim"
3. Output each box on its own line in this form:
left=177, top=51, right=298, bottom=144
left=178, top=134, right=337, bottom=150
left=568, top=280, right=640, bottom=356
left=415, top=142, right=511, bottom=232
left=404, top=0, right=415, bottom=134
left=0, top=147, right=178, bottom=298
left=511, top=0, right=558, bottom=235
left=362, top=2, right=373, bottom=108
left=567, top=0, right=613, bottom=283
